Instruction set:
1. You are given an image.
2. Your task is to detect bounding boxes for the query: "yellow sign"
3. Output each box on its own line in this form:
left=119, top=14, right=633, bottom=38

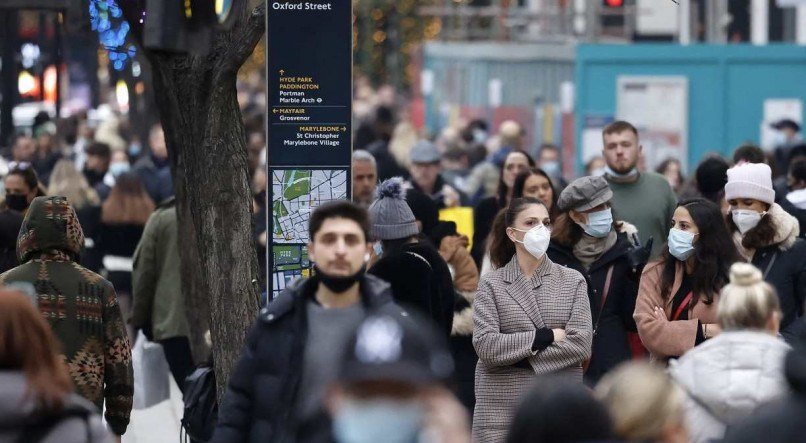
left=439, top=207, right=474, bottom=249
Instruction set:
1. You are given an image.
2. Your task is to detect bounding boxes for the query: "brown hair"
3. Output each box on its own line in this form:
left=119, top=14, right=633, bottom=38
left=101, top=173, right=155, bottom=225
left=602, top=120, right=638, bottom=137
left=489, top=197, right=546, bottom=269
left=0, top=290, right=72, bottom=411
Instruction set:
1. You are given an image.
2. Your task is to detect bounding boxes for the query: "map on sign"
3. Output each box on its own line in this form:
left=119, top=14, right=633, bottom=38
left=272, top=169, right=348, bottom=244
left=271, top=245, right=310, bottom=299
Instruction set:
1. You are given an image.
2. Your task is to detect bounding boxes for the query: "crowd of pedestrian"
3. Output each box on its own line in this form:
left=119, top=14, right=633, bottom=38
left=0, top=75, right=804, bottom=443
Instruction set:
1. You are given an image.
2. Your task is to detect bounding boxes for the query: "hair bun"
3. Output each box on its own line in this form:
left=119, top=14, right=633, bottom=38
left=729, top=263, right=763, bottom=287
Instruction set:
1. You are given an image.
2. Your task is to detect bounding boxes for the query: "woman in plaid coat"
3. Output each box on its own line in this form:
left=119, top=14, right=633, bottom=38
left=472, top=197, right=593, bottom=443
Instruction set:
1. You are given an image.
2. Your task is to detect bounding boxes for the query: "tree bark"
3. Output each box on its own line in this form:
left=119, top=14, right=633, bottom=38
left=121, top=2, right=266, bottom=399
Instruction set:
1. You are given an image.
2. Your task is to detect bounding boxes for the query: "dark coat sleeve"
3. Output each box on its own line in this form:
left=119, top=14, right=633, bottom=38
left=369, top=255, right=436, bottom=325
left=212, top=320, right=262, bottom=442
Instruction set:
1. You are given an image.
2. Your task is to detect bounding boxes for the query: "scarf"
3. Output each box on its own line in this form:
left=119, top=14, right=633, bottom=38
left=573, top=229, right=617, bottom=269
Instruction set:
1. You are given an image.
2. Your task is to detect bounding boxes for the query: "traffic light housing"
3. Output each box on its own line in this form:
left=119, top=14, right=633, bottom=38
left=143, top=0, right=243, bottom=54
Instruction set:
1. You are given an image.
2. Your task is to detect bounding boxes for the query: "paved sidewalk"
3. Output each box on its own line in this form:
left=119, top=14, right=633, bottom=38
left=123, top=377, right=184, bottom=442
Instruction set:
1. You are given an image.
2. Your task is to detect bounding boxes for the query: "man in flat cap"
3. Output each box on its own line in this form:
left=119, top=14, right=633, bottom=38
left=407, top=140, right=467, bottom=208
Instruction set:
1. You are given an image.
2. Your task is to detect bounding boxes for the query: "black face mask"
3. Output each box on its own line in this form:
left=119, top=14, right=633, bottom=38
left=83, top=168, right=104, bottom=186
left=313, top=264, right=365, bottom=293
left=6, top=194, right=29, bottom=212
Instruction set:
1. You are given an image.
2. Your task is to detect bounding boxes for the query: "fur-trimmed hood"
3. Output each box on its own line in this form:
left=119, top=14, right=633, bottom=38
left=767, top=203, right=800, bottom=250
left=736, top=203, right=801, bottom=251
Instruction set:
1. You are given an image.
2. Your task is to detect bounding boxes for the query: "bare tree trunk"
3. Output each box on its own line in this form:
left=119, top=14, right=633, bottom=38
left=121, top=2, right=266, bottom=398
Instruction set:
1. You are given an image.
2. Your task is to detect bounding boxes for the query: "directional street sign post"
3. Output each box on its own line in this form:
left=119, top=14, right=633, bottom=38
left=266, top=1, right=352, bottom=300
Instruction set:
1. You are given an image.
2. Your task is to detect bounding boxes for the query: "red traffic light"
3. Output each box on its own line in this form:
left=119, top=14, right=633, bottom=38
left=604, top=0, right=624, bottom=7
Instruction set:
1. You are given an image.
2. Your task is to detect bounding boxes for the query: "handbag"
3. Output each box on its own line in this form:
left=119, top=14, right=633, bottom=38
left=181, top=366, right=218, bottom=442
left=132, top=331, right=171, bottom=409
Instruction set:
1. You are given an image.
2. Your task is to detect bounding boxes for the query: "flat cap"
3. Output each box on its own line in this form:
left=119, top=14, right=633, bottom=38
left=557, top=176, right=613, bottom=212
left=409, top=140, right=441, bottom=164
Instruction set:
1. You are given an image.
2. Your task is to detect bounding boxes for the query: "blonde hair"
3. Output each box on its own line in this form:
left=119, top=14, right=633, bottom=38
left=47, top=160, right=100, bottom=211
left=595, top=362, right=685, bottom=441
left=388, top=121, right=418, bottom=169
left=717, top=262, right=780, bottom=331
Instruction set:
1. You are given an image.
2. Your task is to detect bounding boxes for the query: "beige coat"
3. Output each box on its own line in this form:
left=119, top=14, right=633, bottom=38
left=472, top=255, right=593, bottom=443
left=634, top=261, right=720, bottom=361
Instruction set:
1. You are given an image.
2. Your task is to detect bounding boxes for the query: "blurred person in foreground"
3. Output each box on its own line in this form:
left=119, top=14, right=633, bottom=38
left=213, top=201, right=406, bottom=443
left=596, top=362, right=688, bottom=443
left=601, top=121, right=677, bottom=258
left=0, top=289, right=112, bottom=442
left=669, top=262, right=790, bottom=443
left=326, top=312, right=469, bottom=443
left=722, top=340, right=806, bottom=443
left=0, top=196, right=133, bottom=437
left=506, top=377, right=614, bottom=443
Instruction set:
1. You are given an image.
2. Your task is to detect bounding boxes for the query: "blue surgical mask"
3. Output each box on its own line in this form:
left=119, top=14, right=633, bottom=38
left=332, top=398, right=424, bottom=443
left=109, top=162, right=131, bottom=177
left=580, top=207, right=613, bottom=238
left=128, top=142, right=142, bottom=157
left=542, top=160, right=560, bottom=176
left=668, top=228, right=697, bottom=261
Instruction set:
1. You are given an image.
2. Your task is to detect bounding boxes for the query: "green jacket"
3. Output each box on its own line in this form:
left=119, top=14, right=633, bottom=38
left=131, top=202, right=189, bottom=341
left=0, top=196, right=133, bottom=436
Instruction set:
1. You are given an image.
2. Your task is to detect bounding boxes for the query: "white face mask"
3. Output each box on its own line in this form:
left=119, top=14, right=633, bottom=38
left=732, top=209, right=766, bottom=235
left=510, top=224, right=551, bottom=259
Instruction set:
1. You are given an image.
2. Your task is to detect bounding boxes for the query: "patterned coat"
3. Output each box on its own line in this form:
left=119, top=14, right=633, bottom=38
left=0, top=196, right=133, bottom=436
left=472, top=255, right=593, bottom=443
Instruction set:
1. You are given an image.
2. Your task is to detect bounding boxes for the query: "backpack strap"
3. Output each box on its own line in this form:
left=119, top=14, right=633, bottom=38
left=671, top=292, right=694, bottom=322
left=592, top=264, right=615, bottom=335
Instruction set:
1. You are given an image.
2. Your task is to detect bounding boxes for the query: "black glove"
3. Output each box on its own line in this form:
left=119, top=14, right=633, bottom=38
left=626, top=235, right=653, bottom=275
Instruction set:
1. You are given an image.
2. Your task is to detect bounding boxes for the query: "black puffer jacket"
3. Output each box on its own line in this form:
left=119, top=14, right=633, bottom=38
left=732, top=204, right=806, bottom=342
left=211, top=274, right=404, bottom=443
left=548, top=231, right=640, bottom=385
left=369, top=241, right=454, bottom=337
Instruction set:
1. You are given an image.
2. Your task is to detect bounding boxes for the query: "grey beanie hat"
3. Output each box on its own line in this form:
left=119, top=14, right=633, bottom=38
left=369, top=177, right=420, bottom=240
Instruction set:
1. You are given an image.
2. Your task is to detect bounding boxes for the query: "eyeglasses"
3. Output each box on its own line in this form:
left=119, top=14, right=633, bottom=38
left=8, top=161, right=32, bottom=171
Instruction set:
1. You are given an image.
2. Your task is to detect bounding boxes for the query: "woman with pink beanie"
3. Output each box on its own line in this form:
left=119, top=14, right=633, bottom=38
left=724, top=162, right=806, bottom=342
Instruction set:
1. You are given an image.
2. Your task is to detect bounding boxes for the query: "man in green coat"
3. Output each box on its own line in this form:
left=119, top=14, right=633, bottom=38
left=0, top=196, right=133, bottom=437
left=131, top=198, right=193, bottom=391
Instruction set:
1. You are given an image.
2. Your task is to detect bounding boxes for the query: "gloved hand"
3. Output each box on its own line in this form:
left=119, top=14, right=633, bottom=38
left=626, top=235, right=653, bottom=275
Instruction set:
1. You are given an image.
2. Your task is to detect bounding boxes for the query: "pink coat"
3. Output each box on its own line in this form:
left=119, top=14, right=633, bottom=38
left=634, top=261, right=720, bottom=361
